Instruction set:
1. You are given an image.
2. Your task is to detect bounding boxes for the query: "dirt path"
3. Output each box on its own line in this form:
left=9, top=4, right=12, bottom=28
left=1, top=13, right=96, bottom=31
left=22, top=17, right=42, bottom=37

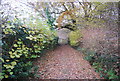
left=35, top=45, right=101, bottom=79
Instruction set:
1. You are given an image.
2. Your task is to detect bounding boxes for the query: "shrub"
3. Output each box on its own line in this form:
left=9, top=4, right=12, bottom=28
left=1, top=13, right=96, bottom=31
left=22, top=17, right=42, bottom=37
left=69, top=30, right=83, bottom=46
left=1, top=20, right=58, bottom=80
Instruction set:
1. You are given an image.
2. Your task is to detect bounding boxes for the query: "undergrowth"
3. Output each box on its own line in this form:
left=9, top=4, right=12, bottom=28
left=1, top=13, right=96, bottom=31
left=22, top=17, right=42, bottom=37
left=0, top=20, right=58, bottom=81
left=77, top=47, right=120, bottom=80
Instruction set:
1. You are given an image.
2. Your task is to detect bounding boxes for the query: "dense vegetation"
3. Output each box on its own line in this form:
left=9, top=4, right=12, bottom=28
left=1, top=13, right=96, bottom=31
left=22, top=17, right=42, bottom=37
left=0, top=0, right=119, bottom=80
left=0, top=19, right=58, bottom=80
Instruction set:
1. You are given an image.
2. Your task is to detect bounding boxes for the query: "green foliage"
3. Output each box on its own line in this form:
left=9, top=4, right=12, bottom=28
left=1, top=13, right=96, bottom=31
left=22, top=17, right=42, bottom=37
left=1, top=20, right=58, bottom=80
left=77, top=47, right=119, bottom=79
left=45, top=7, right=56, bottom=30
left=69, top=30, right=83, bottom=46
left=107, top=69, right=118, bottom=79
left=83, top=2, right=109, bottom=22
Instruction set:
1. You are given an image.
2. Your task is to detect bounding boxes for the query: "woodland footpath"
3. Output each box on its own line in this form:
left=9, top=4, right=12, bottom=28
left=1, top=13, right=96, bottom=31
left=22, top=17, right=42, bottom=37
left=0, top=1, right=119, bottom=81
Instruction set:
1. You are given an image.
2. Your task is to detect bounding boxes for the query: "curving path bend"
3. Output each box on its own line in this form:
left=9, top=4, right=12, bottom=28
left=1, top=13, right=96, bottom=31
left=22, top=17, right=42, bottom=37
left=35, top=45, right=101, bottom=79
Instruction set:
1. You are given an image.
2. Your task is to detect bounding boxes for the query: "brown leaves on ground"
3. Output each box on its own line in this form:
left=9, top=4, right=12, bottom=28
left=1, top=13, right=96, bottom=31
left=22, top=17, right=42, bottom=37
left=34, top=45, right=101, bottom=79
left=80, top=27, right=118, bottom=55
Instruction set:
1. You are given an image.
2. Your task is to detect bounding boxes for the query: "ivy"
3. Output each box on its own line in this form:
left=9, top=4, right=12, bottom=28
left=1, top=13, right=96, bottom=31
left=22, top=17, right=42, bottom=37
left=45, top=7, right=56, bottom=30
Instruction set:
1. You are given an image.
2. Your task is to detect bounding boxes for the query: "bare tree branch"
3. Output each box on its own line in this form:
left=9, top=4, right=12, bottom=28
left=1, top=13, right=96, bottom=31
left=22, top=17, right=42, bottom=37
left=62, top=2, right=68, bottom=11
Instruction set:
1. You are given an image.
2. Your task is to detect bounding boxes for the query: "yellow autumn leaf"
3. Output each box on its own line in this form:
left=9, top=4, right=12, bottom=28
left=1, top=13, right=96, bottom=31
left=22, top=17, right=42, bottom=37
left=10, top=55, right=15, bottom=58
left=3, top=64, right=7, bottom=67
left=11, top=61, right=17, bottom=65
left=5, top=75, right=9, bottom=78
left=6, top=65, right=11, bottom=69
left=9, top=66, right=14, bottom=69
left=6, top=60, right=10, bottom=62
left=15, top=54, right=20, bottom=58
left=13, top=44, right=18, bottom=47
left=9, top=51, right=12, bottom=54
